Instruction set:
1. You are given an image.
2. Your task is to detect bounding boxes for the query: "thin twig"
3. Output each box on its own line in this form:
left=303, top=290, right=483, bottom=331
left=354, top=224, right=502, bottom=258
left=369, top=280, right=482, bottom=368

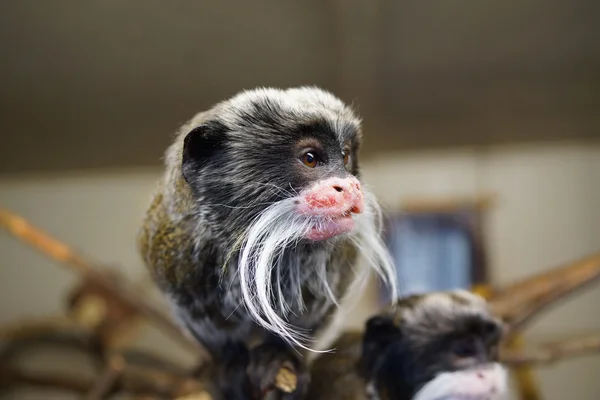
left=85, top=355, right=126, bottom=400
left=490, top=252, right=600, bottom=333
left=0, top=365, right=92, bottom=394
left=501, top=334, right=600, bottom=367
left=0, top=315, right=85, bottom=341
left=0, top=362, right=206, bottom=398
left=0, top=206, right=211, bottom=362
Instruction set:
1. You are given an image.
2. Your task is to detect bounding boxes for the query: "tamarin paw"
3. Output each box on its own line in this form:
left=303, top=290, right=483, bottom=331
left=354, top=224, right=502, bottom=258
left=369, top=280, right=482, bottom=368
left=247, top=343, right=310, bottom=400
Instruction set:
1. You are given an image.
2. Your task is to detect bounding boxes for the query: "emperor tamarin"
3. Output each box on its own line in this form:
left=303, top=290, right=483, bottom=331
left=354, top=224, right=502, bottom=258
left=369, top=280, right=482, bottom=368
left=137, top=86, right=398, bottom=398
left=307, top=290, right=508, bottom=400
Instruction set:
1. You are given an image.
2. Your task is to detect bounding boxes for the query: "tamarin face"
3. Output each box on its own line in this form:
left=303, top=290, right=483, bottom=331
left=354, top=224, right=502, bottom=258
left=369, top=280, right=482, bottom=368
left=363, top=290, right=507, bottom=400
left=181, top=86, right=366, bottom=242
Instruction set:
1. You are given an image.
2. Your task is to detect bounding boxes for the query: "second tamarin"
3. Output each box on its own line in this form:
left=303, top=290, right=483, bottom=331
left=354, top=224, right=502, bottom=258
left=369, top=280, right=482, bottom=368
left=137, top=87, right=398, bottom=397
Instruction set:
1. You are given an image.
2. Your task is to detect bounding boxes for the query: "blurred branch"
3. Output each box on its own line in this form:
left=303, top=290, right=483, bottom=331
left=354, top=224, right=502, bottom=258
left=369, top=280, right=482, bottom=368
left=85, top=355, right=126, bottom=400
left=501, top=334, right=600, bottom=367
left=502, top=335, right=543, bottom=400
left=0, top=316, right=84, bottom=341
left=0, top=206, right=210, bottom=362
left=490, top=252, right=600, bottom=334
left=0, top=365, right=92, bottom=394
left=0, top=207, right=302, bottom=398
left=0, top=363, right=210, bottom=399
left=0, top=332, right=211, bottom=398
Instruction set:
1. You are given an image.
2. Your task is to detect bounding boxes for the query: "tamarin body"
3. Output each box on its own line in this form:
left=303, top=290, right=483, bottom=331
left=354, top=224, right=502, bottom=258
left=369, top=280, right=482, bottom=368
left=306, top=290, right=508, bottom=400
left=137, top=87, right=397, bottom=398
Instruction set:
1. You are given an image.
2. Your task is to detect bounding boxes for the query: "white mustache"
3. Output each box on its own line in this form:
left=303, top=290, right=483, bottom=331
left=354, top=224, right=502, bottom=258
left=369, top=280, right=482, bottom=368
left=233, top=188, right=398, bottom=352
left=412, top=363, right=508, bottom=400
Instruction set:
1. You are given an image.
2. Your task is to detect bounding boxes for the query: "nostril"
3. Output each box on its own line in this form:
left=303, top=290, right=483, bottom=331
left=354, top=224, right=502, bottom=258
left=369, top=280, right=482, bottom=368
left=333, top=185, right=344, bottom=193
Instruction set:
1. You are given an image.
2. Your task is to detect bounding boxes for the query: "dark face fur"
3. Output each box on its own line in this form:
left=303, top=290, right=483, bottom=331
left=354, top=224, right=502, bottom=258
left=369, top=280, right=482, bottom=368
left=362, top=291, right=506, bottom=400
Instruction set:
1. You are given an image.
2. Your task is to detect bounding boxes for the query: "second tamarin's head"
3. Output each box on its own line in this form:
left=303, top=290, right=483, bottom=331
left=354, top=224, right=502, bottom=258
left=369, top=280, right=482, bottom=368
left=362, top=290, right=507, bottom=400
left=167, top=86, right=397, bottom=348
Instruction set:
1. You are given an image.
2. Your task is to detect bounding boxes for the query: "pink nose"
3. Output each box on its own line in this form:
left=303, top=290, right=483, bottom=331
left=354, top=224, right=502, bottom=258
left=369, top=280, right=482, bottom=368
left=298, top=176, right=365, bottom=216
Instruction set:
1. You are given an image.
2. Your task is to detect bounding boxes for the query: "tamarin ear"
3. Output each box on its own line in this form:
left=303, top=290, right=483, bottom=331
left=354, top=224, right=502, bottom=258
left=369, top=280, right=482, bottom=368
left=364, top=315, right=401, bottom=343
left=181, top=121, right=227, bottom=184
left=361, top=315, right=401, bottom=377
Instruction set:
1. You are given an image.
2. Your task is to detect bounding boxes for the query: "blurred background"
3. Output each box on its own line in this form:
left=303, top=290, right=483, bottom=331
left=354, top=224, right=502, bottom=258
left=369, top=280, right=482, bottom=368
left=0, top=1, right=599, bottom=399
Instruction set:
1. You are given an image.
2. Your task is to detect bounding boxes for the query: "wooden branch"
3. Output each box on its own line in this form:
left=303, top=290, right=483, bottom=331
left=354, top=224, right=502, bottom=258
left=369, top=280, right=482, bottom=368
left=0, top=207, right=299, bottom=397
left=12, top=331, right=596, bottom=397
left=0, top=337, right=212, bottom=398
left=502, top=335, right=543, bottom=400
left=501, top=334, right=600, bottom=367
left=67, top=277, right=145, bottom=349
left=85, top=355, right=126, bottom=400
left=0, top=316, right=85, bottom=341
left=0, top=363, right=209, bottom=398
left=490, top=252, right=600, bottom=333
left=0, top=206, right=211, bottom=362
left=122, top=364, right=208, bottom=398
left=176, top=393, right=214, bottom=400
left=0, top=208, right=311, bottom=397
left=0, top=365, right=92, bottom=394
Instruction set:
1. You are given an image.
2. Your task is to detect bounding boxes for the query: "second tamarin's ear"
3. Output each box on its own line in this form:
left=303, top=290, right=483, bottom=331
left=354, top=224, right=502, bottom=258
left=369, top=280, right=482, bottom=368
left=181, top=121, right=228, bottom=184
left=361, top=314, right=401, bottom=377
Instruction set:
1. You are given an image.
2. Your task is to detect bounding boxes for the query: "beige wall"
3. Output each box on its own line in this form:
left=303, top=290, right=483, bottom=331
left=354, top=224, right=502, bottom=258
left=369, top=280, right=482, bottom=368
left=1, top=141, right=599, bottom=399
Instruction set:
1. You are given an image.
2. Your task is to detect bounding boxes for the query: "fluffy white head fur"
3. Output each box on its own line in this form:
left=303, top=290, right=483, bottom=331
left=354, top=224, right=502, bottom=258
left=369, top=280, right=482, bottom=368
left=398, top=289, right=498, bottom=346
left=236, top=187, right=398, bottom=352
left=412, top=363, right=508, bottom=400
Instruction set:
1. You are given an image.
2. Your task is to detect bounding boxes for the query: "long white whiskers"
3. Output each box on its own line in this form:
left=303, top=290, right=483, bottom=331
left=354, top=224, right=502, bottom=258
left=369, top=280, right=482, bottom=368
left=236, top=189, right=398, bottom=352
left=238, top=198, right=318, bottom=350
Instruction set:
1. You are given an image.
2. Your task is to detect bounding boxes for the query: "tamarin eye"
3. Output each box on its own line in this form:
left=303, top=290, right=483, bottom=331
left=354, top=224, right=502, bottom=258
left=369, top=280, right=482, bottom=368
left=450, top=339, right=477, bottom=358
left=343, top=152, right=350, bottom=166
left=301, top=152, right=318, bottom=168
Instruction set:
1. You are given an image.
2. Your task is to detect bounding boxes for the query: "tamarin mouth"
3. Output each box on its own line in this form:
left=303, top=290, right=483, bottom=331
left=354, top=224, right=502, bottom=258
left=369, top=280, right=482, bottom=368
left=305, top=212, right=356, bottom=241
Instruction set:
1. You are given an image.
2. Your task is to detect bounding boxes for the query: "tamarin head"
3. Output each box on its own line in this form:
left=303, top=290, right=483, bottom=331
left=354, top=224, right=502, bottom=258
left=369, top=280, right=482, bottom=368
left=164, top=86, right=397, bottom=349
left=178, top=87, right=365, bottom=242
left=362, top=290, right=507, bottom=400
